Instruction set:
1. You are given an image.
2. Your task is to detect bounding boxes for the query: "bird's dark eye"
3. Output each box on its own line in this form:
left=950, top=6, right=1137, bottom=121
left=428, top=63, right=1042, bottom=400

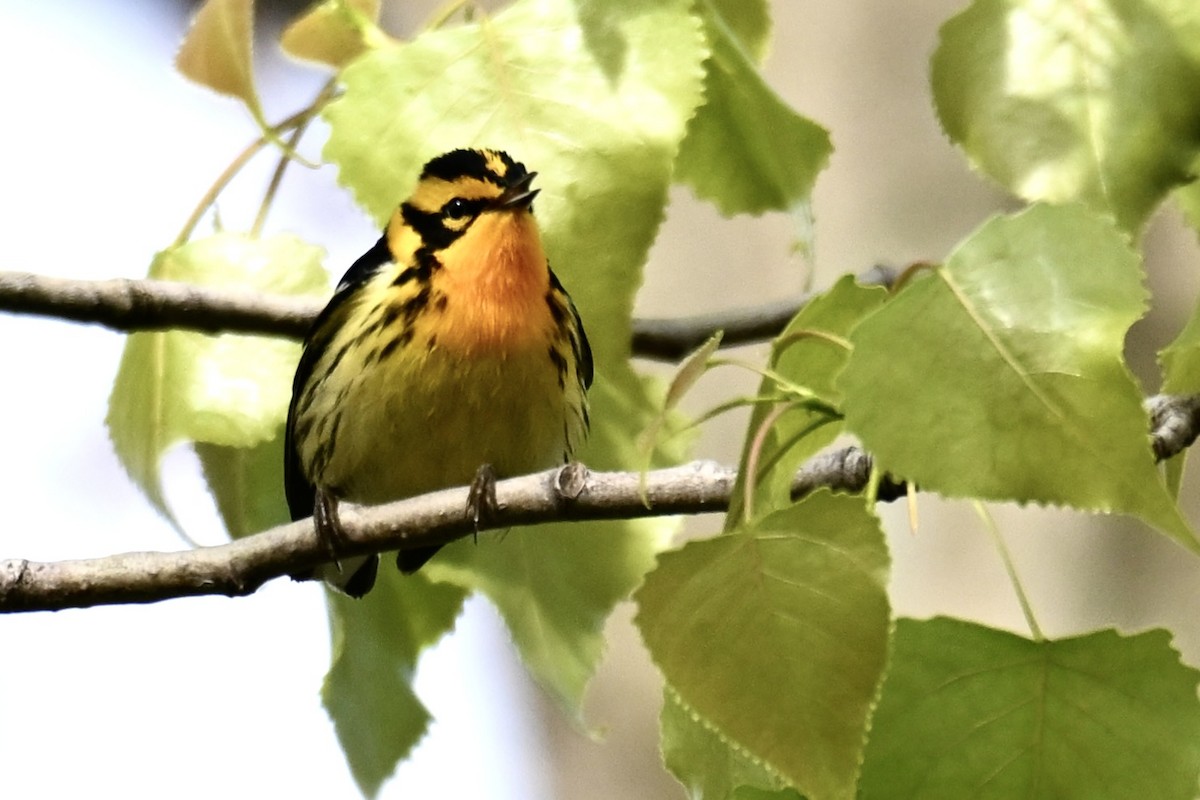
left=443, top=198, right=472, bottom=219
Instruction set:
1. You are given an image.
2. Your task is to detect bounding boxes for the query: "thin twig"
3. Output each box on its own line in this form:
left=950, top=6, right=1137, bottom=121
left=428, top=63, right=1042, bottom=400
left=632, top=265, right=896, bottom=360
left=6, top=272, right=1200, bottom=460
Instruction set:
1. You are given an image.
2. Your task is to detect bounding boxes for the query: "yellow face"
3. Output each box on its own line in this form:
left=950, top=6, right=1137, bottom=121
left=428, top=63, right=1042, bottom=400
left=378, top=149, right=553, bottom=356
left=387, top=149, right=540, bottom=264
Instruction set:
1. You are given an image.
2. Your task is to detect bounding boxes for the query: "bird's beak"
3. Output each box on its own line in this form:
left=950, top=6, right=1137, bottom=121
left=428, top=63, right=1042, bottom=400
left=497, top=171, right=539, bottom=209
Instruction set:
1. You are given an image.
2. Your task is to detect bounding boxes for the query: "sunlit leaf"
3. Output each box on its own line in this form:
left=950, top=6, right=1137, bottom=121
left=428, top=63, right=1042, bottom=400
left=675, top=0, right=830, bottom=216
left=175, top=0, right=262, bottom=117
left=107, top=233, right=328, bottom=525
left=706, top=0, right=771, bottom=60
left=195, top=430, right=290, bottom=538
left=281, top=0, right=387, bottom=68
left=322, top=572, right=467, bottom=798
left=323, top=0, right=706, bottom=719
left=1160, top=293, right=1200, bottom=395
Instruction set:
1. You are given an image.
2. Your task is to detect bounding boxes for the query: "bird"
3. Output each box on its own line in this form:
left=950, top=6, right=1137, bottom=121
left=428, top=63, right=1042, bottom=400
left=284, top=148, right=593, bottom=597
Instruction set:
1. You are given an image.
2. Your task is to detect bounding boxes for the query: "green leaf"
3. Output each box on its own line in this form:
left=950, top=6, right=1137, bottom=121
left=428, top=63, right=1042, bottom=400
left=322, top=571, right=467, bottom=798
left=106, top=233, right=328, bottom=525
left=675, top=0, right=831, bottom=216
left=1161, top=299, right=1200, bottom=493
left=1172, top=162, right=1200, bottom=235
left=706, top=0, right=771, bottom=60
left=640, top=332, right=723, bottom=461
left=727, top=276, right=887, bottom=526
left=324, top=0, right=706, bottom=717
left=636, top=492, right=891, bottom=800
left=175, top=0, right=263, bottom=118
left=1160, top=294, right=1200, bottom=394
left=732, top=789, right=805, bottom=800
left=195, top=430, right=290, bottom=538
left=661, top=688, right=794, bottom=799
left=839, top=204, right=1196, bottom=551
left=932, top=0, right=1200, bottom=233
left=861, top=618, right=1200, bottom=800
left=324, top=0, right=707, bottom=238
left=424, top=375, right=679, bottom=715
left=281, top=0, right=385, bottom=68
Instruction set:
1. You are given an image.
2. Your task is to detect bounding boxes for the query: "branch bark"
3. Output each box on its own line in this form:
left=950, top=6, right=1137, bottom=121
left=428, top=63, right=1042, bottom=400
left=4, top=385, right=1199, bottom=615
left=0, top=271, right=318, bottom=339
left=0, top=453, right=873, bottom=613
left=0, top=267, right=895, bottom=361
left=4, top=269, right=1200, bottom=613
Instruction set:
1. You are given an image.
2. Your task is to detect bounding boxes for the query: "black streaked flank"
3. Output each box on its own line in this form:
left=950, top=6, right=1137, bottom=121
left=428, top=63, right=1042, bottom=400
left=379, top=327, right=413, bottom=361
left=400, top=285, right=431, bottom=327
left=381, top=303, right=402, bottom=330
left=548, top=346, right=568, bottom=389
left=549, top=270, right=593, bottom=389
left=545, top=288, right=566, bottom=326
left=392, top=266, right=423, bottom=287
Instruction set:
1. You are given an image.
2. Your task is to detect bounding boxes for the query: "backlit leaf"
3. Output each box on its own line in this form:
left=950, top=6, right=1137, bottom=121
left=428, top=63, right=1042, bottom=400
left=175, top=0, right=262, bottom=117
left=675, top=0, right=831, bottom=216
left=932, top=0, right=1200, bottom=233
left=106, top=233, right=328, bottom=525
left=322, top=572, right=467, bottom=797
left=281, top=0, right=386, bottom=68
left=322, top=0, right=706, bottom=726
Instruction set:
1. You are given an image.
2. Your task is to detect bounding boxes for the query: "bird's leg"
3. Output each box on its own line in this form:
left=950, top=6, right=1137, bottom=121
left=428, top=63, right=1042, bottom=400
left=309, top=489, right=379, bottom=596
left=313, top=488, right=347, bottom=565
left=467, top=463, right=499, bottom=542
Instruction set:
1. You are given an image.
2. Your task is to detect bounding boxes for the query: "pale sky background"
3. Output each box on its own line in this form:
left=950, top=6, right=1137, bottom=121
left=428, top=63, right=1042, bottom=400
left=4, top=1, right=1200, bottom=798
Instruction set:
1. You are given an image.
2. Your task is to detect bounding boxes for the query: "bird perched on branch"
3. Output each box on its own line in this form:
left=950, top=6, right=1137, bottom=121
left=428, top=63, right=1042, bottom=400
left=285, top=148, right=592, bottom=596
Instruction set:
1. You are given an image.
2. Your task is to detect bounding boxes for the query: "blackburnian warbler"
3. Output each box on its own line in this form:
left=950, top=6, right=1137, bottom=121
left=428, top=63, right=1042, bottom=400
left=285, top=148, right=592, bottom=597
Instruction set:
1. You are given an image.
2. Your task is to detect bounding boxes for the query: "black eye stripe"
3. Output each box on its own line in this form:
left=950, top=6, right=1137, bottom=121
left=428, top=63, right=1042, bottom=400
left=443, top=197, right=484, bottom=219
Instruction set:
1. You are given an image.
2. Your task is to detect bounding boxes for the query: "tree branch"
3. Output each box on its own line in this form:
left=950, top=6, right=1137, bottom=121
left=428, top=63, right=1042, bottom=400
left=0, top=267, right=895, bottom=361
left=0, top=454, right=867, bottom=613
left=4, top=267, right=1200, bottom=614
left=0, top=271, right=319, bottom=339
left=5, top=385, right=1199, bottom=615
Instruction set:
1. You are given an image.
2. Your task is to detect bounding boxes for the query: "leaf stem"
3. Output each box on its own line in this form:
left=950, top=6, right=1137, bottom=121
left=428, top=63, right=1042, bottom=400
left=174, top=103, right=326, bottom=247
left=742, top=401, right=800, bottom=523
left=251, top=79, right=338, bottom=237
left=425, top=0, right=471, bottom=29
left=973, top=501, right=1044, bottom=641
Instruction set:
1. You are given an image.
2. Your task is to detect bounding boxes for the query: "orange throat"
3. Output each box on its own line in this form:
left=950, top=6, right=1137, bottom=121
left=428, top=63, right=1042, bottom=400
left=430, top=210, right=552, bottom=354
